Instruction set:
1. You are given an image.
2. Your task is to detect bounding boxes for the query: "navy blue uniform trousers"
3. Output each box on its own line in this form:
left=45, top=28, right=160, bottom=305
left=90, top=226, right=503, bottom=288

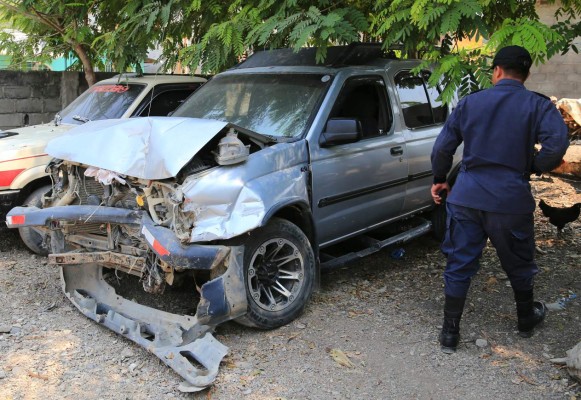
left=442, top=203, right=537, bottom=298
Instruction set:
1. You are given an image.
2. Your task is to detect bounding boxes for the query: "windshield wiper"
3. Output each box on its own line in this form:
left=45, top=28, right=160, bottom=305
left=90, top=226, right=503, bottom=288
left=72, top=115, right=91, bottom=123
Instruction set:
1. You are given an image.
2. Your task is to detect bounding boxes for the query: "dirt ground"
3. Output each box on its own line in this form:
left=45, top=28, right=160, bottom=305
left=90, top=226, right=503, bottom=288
left=0, top=146, right=580, bottom=400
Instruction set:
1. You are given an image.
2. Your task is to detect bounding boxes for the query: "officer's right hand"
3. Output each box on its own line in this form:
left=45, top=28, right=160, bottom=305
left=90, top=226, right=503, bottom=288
left=431, top=182, right=450, bottom=205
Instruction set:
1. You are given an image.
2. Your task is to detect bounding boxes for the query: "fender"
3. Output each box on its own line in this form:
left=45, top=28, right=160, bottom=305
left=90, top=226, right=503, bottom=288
left=9, top=161, right=52, bottom=190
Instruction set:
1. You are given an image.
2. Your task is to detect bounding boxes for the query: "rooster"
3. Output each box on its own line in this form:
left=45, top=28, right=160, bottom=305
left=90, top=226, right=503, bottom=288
left=538, top=199, right=581, bottom=233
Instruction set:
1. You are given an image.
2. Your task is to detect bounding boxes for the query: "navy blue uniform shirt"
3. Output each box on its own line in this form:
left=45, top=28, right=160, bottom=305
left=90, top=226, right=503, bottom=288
left=431, top=79, right=569, bottom=214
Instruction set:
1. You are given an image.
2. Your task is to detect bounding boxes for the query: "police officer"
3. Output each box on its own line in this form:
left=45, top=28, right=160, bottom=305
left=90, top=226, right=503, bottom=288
left=430, top=45, right=569, bottom=353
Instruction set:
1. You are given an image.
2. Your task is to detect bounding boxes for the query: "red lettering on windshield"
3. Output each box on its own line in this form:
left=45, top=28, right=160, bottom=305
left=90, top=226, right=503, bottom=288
left=91, top=85, right=130, bottom=93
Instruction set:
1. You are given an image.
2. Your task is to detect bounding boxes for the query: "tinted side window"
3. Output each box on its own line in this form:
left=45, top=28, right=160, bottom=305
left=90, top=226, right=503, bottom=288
left=395, top=73, right=432, bottom=128
left=423, top=72, right=448, bottom=124
left=329, top=76, right=391, bottom=139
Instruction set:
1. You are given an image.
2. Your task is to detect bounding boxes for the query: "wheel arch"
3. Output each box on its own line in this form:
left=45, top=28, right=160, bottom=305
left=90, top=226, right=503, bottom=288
left=262, top=199, right=320, bottom=286
left=17, top=176, right=52, bottom=205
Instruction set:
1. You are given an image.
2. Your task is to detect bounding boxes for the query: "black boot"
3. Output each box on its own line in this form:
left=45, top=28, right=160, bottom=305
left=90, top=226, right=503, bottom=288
left=439, top=295, right=466, bottom=354
left=514, top=289, right=547, bottom=338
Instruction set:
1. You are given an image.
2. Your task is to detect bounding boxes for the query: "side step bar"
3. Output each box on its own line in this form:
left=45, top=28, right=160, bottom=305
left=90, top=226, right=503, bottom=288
left=320, top=218, right=432, bottom=270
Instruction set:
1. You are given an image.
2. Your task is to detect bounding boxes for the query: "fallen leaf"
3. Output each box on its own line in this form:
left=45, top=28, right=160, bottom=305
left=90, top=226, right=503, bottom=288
left=515, top=370, right=538, bottom=386
left=484, top=276, right=498, bottom=289
left=330, top=348, right=355, bottom=368
left=287, top=333, right=300, bottom=343
left=0, top=261, right=16, bottom=270
left=28, top=371, right=49, bottom=381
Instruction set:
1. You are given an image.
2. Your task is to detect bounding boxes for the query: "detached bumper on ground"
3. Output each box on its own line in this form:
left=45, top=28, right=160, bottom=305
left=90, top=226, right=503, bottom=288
left=6, top=205, right=248, bottom=392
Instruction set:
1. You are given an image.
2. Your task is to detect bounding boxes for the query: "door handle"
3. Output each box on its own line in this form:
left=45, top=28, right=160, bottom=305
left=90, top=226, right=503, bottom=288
left=390, top=146, right=404, bottom=156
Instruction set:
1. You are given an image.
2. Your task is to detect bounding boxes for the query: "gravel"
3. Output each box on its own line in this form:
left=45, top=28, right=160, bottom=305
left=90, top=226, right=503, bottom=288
left=0, top=148, right=579, bottom=399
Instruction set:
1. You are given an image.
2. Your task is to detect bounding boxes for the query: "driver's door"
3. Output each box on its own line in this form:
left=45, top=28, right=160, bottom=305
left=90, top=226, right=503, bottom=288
left=309, top=75, right=409, bottom=246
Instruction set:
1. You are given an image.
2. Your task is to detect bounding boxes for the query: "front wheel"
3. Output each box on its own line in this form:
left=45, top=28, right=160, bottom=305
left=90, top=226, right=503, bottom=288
left=235, top=218, right=315, bottom=329
left=18, top=185, right=51, bottom=255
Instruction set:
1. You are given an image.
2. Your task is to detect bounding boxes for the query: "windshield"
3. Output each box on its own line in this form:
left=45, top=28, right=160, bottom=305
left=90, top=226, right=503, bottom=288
left=173, top=73, right=331, bottom=138
left=59, top=83, right=146, bottom=125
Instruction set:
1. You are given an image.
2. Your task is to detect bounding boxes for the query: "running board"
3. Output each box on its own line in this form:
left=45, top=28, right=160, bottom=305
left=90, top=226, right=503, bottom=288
left=320, top=219, right=432, bottom=270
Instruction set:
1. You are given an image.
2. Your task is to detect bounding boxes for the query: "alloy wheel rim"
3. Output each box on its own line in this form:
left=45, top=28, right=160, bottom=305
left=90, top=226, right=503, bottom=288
left=247, top=238, right=304, bottom=312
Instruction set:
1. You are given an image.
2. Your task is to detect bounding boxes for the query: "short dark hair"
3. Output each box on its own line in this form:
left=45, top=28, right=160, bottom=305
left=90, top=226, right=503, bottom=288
left=499, top=65, right=529, bottom=81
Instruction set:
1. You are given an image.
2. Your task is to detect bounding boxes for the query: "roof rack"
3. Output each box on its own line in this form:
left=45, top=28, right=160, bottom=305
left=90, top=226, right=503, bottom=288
left=234, top=43, right=398, bottom=69
left=111, top=72, right=144, bottom=79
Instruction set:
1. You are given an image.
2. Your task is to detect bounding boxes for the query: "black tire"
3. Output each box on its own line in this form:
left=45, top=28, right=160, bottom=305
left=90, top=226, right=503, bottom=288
left=235, top=218, right=315, bottom=329
left=18, top=185, right=51, bottom=255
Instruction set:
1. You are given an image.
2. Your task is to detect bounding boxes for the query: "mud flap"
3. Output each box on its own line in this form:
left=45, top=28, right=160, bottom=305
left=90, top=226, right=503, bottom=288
left=60, top=247, right=247, bottom=392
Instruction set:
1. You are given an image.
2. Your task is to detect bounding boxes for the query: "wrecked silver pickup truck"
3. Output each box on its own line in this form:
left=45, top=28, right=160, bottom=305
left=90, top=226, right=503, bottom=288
left=6, top=45, right=460, bottom=391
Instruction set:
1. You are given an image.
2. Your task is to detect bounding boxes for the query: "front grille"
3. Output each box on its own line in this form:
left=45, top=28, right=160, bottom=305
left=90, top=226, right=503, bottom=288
left=75, top=169, right=105, bottom=205
left=73, top=168, right=137, bottom=209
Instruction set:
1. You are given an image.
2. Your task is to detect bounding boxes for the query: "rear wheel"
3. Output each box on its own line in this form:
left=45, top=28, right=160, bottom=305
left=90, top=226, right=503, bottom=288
left=18, top=185, right=51, bottom=255
left=235, top=218, right=315, bottom=329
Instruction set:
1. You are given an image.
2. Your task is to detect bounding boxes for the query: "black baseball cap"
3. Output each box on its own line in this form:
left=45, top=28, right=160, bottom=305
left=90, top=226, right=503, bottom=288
left=492, top=45, right=532, bottom=70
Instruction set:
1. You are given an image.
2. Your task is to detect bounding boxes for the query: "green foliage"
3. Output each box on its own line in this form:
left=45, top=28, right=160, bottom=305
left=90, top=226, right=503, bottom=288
left=371, top=0, right=577, bottom=103
left=1, top=0, right=579, bottom=97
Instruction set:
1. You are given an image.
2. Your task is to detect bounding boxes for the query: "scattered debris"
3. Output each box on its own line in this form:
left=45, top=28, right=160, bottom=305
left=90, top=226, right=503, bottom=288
left=390, top=248, right=405, bottom=260
left=555, top=98, right=581, bottom=141
left=546, top=291, right=577, bottom=311
left=476, top=339, right=488, bottom=348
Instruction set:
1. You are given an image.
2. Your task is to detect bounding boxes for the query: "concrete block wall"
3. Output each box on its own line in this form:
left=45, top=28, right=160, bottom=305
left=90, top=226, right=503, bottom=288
left=526, top=2, right=581, bottom=99
left=0, top=71, right=116, bottom=130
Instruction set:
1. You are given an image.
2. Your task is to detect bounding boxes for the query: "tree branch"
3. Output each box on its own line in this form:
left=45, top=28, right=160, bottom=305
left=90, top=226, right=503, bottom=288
left=0, top=1, right=65, bottom=36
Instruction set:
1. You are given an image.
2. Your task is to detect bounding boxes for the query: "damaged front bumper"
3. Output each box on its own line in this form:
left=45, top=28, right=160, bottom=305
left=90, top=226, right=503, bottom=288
left=6, top=205, right=248, bottom=392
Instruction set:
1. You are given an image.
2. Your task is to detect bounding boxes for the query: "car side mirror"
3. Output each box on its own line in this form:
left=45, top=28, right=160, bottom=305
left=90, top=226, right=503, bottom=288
left=320, top=118, right=362, bottom=147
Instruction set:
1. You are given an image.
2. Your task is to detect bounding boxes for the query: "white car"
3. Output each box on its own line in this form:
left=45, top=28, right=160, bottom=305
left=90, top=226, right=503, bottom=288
left=0, top=74, right=206, bottom=253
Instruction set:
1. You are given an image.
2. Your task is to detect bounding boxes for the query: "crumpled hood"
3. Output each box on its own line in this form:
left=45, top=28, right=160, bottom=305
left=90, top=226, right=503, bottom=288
left=46, top=117, right=228, bottom=180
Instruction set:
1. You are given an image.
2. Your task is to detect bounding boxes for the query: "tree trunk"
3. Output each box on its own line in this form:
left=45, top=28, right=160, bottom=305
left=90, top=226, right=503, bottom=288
left=73, top=43, right=96, bottom=86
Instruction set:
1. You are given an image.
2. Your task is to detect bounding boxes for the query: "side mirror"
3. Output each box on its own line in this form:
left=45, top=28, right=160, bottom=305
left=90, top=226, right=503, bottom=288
left=319, top=118, right=361, bottom=147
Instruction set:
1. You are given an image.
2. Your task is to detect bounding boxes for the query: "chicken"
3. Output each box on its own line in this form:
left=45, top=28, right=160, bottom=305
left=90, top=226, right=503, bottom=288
left=538, top=199, right=581, bottom=232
